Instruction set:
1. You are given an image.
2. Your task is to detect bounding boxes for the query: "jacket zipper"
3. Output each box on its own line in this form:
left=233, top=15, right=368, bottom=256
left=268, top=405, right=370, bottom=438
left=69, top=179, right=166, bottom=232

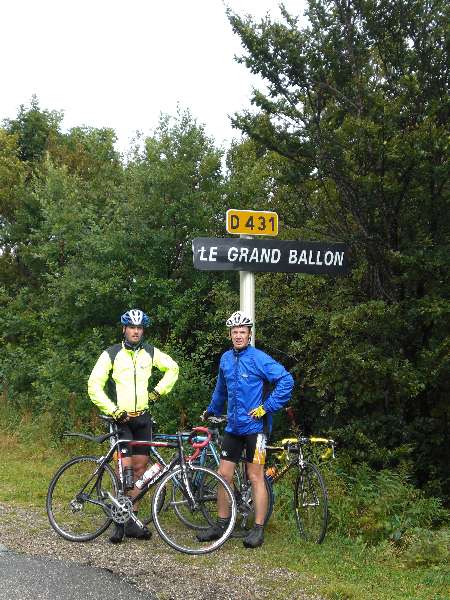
left=132, top=351, right=137, bottom=412
left=234, top=352, right=239, bottom=429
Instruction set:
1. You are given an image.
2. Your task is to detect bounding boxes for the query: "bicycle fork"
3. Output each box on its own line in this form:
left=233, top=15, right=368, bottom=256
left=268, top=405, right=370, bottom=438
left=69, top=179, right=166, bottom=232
left=170, top=464, right=200, bottom=511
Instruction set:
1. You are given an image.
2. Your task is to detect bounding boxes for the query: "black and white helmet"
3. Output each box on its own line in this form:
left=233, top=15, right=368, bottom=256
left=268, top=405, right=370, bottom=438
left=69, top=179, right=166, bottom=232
left=226, top=311, right=253, bottom=328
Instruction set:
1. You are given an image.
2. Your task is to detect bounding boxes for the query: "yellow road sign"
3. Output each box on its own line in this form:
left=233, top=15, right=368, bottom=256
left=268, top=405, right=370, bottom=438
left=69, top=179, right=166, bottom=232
left=226, top=209, right=279, bottom=236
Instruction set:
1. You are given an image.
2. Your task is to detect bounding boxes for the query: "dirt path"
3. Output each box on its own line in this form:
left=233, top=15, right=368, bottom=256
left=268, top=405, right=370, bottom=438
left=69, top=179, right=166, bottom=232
left=0, top=503, right=324, bottom=600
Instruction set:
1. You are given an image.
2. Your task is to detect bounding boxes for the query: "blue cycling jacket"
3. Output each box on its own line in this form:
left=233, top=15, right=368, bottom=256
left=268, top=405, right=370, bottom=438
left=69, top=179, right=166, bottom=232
left=207, top=345, right=294, bottom=435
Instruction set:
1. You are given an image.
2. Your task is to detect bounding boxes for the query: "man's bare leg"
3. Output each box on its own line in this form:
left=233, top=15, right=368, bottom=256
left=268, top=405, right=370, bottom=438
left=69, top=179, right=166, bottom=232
left=246, top=462, right=267, bottom=525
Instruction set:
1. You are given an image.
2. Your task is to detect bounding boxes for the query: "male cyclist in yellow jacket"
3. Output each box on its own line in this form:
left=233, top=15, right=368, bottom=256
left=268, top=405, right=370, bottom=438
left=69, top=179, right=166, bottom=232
left=88, top=308, right=179, bottom=543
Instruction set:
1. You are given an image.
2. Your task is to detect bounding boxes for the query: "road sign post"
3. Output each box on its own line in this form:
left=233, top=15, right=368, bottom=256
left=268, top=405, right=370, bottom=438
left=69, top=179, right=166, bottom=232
left=239, top=235, right=256, bottom=346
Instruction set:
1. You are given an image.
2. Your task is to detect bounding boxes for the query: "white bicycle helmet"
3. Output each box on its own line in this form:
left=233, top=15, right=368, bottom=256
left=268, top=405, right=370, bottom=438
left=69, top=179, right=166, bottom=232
left=226, top=311, right=253, bottom=328
left=120, top=309, right=150, bottom=327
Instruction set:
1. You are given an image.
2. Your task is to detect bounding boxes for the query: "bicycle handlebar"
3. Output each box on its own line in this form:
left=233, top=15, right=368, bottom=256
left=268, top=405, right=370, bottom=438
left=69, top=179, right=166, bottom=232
left=188, top=427, right=212, bottom=448
left=266, top=436, right=336, bottom=460
left=186, top=427, right=212, bottom=462
left=287, top=437, right=336, bottom=459
left=62, top=431, right=115, bottom=444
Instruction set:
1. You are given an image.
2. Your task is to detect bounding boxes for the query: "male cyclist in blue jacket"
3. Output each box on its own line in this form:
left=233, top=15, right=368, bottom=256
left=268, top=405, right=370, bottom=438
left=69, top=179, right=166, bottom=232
left=199, top=311, right=294, bottom=548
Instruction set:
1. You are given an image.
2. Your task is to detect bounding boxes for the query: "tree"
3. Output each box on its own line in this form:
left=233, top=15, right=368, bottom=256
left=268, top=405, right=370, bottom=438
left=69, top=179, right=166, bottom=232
left=4, top=95, right=63, bottom=163
left=228, top=0, right=450, bottom=496
left=0, top=106, right=232, bottom=433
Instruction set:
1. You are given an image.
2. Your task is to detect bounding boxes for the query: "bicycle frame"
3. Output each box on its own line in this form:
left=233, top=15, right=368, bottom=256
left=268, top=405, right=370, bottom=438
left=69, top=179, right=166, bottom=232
left=151, top=431, right=221, bottom=467
left=69, top=420, right=213, bottom=530
left=266, top=436, right=335, bottom=483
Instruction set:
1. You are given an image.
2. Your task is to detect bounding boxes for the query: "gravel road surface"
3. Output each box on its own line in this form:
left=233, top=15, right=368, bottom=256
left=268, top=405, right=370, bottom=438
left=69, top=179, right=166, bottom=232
left=0, top=503, right=324, bottom=600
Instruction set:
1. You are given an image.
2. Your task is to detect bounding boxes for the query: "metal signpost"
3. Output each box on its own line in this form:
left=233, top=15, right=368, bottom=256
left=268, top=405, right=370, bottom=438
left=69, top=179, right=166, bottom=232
left=226, top=209, right=279, bottom=345
left=238, top=235, right=256, bottom=345
left=192, top=209, right=349, bottom=346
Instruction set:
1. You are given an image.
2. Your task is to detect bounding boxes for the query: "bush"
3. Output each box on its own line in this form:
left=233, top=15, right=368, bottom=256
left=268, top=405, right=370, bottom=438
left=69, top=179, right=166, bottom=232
left=328, top=463, right=449, bottom=544
left=403, top=527, right=450, bottom=567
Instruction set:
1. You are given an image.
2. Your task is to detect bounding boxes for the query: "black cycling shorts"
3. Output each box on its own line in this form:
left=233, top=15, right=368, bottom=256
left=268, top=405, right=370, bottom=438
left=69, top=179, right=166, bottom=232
left=117, top=412, right=152, bottom=457
left=220, top=431, right=267, bottom=465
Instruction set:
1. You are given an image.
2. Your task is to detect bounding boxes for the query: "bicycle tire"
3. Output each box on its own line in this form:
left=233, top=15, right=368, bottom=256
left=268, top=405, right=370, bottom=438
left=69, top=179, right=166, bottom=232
left=152, top=465, right=236, bottom=554
left=264, top=475, right=275, bottom=523
left=46, top=455, right=118, bottom=542
left=294, top=461, right=328, bottom=544
left=141, top=484, right=166, bottom=526
left=171, top=468, right=211, bottom=530
left=233, top=469, right=274, bottom=536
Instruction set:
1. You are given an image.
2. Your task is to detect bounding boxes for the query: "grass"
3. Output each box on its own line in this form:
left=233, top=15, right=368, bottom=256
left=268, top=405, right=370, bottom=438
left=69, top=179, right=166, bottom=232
left=1, top=431, right=449, bottom=600
left=170, top=518, right=449, bottom=600
left=0, top=430, right=98, bottom=506
left=261, top=523, right=449, bottom=600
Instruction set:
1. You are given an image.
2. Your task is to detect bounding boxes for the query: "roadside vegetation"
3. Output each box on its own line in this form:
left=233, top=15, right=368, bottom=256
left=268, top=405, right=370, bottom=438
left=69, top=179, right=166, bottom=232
left=1, top=2, right=448, bottom=598
left=1, top=411, right=448, bottom=600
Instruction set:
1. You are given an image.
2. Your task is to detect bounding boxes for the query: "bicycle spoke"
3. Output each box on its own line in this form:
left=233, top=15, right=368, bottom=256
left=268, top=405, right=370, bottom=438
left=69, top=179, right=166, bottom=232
left=152, top=465, right=236, bottom=554
left=294, top=462, right=328, bottom=544
left=46, top=456, right=118, bottom=542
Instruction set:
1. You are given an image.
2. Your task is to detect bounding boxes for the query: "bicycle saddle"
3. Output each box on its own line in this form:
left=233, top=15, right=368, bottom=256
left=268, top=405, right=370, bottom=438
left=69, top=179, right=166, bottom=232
left=62, top=431, right=115, bottom=444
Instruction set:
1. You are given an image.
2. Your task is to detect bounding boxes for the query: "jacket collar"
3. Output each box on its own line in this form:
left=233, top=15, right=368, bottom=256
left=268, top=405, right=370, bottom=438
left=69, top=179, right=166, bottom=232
left=232, top=344, right=251, bottom=356
left=122, top=339, right=143, bottom=352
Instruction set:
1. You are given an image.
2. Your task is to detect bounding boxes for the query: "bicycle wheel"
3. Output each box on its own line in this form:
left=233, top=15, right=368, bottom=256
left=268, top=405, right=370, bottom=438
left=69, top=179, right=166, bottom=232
left=46, top=455, right=118, bottom=542
left=140, top=483, right=166, bottom=527
left=152, top=465, right=236, bottom=554
left=233, top=468, right=274, bottom=536
left=294, top=461, right=328, bottom=543
left=183, top=456, right=275, bottom=534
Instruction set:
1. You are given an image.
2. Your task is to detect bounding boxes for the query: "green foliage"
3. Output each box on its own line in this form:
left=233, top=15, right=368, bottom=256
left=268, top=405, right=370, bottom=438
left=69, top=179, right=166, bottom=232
left=403, top=527, right=450, bottom=567
left=328, top=463, right=449, bottom=545
left=226, top=0, right=450, bottom=499
left=0, top=101, right=233, bottom=438
left=0, top=129, right=25, bottom=223
left=4, top=95, right=63, bottom=162
left=0, top=0, right=449, bottom=521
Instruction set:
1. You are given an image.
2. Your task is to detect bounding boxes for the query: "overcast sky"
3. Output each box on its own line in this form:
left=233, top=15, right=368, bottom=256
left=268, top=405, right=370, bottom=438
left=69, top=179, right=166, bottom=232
left=1, top=0, right=307, bottom=154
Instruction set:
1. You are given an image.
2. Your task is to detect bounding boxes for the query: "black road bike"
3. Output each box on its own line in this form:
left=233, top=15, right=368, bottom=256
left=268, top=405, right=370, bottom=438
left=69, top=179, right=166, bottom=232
left=46, top=416, right=236, bottom=555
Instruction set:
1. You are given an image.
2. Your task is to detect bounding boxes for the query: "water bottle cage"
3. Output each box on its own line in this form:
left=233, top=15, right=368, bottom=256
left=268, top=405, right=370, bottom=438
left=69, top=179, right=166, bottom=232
left=123, top=467, right=134, bottom=490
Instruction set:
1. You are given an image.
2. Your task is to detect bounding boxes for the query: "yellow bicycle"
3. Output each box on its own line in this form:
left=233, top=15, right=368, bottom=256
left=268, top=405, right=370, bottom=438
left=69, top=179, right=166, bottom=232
left=265, top=433, right=335, bottom=544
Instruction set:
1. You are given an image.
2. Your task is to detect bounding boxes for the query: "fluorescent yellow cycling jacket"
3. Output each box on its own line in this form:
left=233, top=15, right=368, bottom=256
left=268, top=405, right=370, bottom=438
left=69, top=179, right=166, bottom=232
left=88, top=342, right=179, bottom=415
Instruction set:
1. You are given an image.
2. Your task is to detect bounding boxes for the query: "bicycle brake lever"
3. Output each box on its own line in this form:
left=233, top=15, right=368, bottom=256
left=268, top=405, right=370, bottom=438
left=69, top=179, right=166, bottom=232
left=207, top=416, right=226, bottom=424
